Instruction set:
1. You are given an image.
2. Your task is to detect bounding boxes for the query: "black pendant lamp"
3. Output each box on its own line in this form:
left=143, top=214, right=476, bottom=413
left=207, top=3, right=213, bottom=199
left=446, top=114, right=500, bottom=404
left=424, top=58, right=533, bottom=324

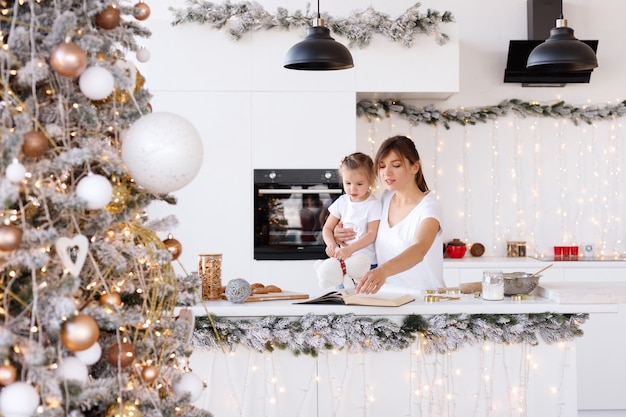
left=284, top=0, right=353, bottom=70
left=526, top=1, right=597, bottom=71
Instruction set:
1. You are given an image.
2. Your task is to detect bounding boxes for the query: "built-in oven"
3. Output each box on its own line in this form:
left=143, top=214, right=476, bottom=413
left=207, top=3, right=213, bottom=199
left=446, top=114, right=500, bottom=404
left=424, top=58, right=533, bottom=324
left=254, top=169, right=343, bottom=260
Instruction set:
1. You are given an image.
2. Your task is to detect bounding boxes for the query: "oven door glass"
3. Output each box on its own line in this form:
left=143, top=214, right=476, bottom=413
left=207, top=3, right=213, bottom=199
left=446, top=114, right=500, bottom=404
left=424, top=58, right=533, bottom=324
left=254, top=186, right=342, bottom=260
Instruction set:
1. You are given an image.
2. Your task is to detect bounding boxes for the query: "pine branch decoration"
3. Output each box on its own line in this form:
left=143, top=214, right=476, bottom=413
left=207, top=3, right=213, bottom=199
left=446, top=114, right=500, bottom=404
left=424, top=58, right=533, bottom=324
left=193, top=312, right=589, bottom=357
left=170, top=1, right=454, bottom=47
left=357, top=98, right=626, bottom=129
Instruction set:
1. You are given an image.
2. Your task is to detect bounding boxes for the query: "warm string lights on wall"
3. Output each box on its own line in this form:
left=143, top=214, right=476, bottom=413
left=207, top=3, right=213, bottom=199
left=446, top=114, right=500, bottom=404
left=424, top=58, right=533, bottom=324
left=431, top=125, right=442, bottom=193
left=363, top=109, right=626, bottom=258
left=557, top=120, right=569, bottom=244
left=512, top=118, right=528, bottom=243
left=491, top=120, right=503, bottom=254
left=462, top=127, right=472, bottom=245
left=530, top=120, right=541, bottom=255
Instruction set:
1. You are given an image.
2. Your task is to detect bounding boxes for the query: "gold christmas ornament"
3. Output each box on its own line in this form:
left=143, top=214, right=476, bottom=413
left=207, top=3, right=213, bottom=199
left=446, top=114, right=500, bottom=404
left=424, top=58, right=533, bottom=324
left=134, top=2, right=151, bottom=20
left=0, top=363, right=17, bottom=386
left=0, top=224, right=23, bottom=251
left=106, top=181, right=131, bottom=215
left=107, top=341, right=135, bottom=368
left=105, top=402, right=142, bottom=417
left=113, top=69, right=145, bottom=104
left=163, top=235, right=182, bottom=260
left=61, top=314, right=100, bottom=351
left=141, top=365, right=159, bottom=383
left=50, top=42, right=88, bottom=78
left=96, top=5, right=121, bottom=30
left=22, top=130, right=49, bottom=158
left=99, top=291, right=122, bottom=306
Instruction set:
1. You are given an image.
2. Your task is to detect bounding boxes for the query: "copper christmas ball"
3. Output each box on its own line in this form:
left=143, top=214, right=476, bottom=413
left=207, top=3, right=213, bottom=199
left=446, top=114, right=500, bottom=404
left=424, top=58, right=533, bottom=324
left=22, top=130, right=49, bottom=158
left=105, top=402, right=142, bottom=417
left=141, top=365, right=159, bottom=383
left=0, top=224, right=23, bottom=252
left=96, top=5, right=121, bottom=30
left=0, top=363, right=17, bottom=386
left=61, top=314, right=100, bottom=351
left=163, top=236, right=182, bottom=260
left=107, top=341, right=135, bottom=368
left=134, top=2, right=151, bottom=20
left=99, top=291, right=122, bottom=307
left=50, top=42, right=87, bottom=78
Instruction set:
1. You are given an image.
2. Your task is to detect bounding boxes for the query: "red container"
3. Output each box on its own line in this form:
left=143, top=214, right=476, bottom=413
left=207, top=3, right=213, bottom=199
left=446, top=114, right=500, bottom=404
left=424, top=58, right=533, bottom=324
left=446, top=245, right=467, bottom=258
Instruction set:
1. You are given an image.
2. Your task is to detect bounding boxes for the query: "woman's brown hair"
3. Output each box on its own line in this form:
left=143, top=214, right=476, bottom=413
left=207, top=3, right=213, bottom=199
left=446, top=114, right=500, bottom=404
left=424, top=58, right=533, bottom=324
left=375, top=135, right=429, bottom=192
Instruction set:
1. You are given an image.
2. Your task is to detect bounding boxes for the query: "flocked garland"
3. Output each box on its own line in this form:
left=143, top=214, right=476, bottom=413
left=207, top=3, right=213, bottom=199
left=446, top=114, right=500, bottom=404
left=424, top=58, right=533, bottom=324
left=192, top=312, right=588, bottom=357
left=170, top=1, right=454, bottom=48
left=357, top=98, right=626, bottom=130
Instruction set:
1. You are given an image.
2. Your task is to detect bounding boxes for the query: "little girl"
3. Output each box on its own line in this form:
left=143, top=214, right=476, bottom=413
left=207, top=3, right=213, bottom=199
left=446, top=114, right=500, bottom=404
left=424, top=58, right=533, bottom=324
left=322, top=152, right=381, bottom=268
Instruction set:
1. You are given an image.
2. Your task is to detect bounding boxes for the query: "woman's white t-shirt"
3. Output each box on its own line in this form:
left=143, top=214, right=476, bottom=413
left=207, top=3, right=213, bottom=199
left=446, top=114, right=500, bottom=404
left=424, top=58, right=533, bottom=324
left=328, top=193, right=381, bottom=264
left=376, top=190, right=444, bottom=293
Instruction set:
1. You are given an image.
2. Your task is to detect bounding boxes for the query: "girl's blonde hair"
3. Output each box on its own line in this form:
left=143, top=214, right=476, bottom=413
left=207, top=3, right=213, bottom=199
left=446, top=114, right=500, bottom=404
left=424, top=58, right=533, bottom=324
left=339, top=152, right=377, bottom=187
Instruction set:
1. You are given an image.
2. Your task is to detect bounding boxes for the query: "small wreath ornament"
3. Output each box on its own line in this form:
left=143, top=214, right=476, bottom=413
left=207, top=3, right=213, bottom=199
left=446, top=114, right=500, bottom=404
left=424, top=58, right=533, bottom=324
left=225, top=278, right=252, bottom=303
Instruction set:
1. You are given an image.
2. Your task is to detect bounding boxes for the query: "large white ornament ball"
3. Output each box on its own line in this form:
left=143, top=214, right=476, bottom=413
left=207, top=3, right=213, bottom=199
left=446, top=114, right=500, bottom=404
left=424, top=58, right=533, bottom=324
left=5, top=159, right=26, bottom=183
left=76, top=174, right=113, bottom=210
left=79, top=66, right=115, bottom=100
left=121, top=112, right=203, bottom=194
left=74, top=342, right=102, bottom=365
left=173, top=372, right=204, bottom=402
left=136, top=47, right=151, bottom=63
left=0, top=382, right=40, bottom=417
left=56, top=356, right=89, bottom=382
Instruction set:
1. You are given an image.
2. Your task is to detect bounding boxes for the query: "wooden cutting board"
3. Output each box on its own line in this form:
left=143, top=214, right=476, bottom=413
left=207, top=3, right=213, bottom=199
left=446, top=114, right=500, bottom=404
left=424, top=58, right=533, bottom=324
left=439, top=282, right=482, bottom=294
left=221, top=291, right=310, bottom=303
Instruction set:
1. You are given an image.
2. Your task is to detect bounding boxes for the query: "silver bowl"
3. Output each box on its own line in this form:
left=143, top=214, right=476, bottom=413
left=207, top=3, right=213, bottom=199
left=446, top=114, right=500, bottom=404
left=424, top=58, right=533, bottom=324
left=503, top=272, right=541, bottom=295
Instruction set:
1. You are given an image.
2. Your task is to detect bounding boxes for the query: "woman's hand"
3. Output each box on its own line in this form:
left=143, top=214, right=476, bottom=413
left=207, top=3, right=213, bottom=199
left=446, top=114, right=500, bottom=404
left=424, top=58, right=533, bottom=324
left=333, top=222, right=356, bottom=246
left=355, top=268, right=386, bottom=294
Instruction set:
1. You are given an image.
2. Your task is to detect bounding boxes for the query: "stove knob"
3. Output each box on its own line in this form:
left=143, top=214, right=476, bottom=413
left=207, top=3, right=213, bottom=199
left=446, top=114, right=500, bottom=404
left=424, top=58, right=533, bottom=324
left=268, top=171, right=277, bottom=180
left=324, top=171, right=332, bottom=180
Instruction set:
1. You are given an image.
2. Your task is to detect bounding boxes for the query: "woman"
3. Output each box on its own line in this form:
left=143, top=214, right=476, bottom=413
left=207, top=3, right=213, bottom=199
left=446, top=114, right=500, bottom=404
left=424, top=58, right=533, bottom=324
left=335, top=135, right=444, bottom=294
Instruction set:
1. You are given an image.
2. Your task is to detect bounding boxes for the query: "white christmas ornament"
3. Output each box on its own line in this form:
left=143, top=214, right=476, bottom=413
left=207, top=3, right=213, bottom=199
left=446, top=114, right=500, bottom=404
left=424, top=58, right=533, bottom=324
left=79, top=66, right=115, bottom=100
left=76, top=174, right=112, bottom=210
left=56, top=356, right=89, bottom=382
left=121, top=112, right=203, bottom=194
left=55, top=234, right=89, bottom=277
left=5, top=159, right=26, bottom=183
left=173, top=372, right=204, bottom=402
left=0, top=382, right=40, bottom=417
left=136, top=47, right=151, bottom=63
left=74, top=342, right=102, bottom=365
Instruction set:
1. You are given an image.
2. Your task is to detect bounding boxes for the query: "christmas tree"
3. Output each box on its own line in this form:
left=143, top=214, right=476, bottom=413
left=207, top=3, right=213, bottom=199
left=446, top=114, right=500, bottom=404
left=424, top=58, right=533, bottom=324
left=0, top=1, right=209, bottom=416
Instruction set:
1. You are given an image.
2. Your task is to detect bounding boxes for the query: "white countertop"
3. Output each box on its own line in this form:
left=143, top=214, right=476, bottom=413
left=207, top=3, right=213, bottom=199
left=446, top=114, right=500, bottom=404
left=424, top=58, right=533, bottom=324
left=180, top=291, right=617, bottom=318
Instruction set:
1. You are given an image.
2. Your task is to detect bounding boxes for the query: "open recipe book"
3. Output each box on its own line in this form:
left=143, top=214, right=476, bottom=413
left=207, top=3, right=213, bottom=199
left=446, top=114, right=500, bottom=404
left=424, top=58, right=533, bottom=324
left=297, top=288, right=415, bottom=307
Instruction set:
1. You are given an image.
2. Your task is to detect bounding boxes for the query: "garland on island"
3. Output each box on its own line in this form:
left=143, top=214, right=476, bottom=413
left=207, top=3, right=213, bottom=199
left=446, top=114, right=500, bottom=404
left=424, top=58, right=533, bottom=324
left=170, top=1, right=454, bottom=48
left=192, top=312, right=588, bottom=357
left=357, top=98, right=626, bottom=129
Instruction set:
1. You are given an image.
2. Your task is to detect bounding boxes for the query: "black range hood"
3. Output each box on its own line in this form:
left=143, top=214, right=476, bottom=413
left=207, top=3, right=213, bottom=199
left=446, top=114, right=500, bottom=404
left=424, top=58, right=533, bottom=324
left=503, top=0, right=598, bottom=87
left=504, top=40, right=598, bottom=87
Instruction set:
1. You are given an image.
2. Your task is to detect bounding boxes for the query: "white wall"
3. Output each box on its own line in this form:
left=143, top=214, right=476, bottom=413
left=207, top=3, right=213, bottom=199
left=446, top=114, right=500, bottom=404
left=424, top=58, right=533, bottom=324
left=140, top=0, right=625, bottom=294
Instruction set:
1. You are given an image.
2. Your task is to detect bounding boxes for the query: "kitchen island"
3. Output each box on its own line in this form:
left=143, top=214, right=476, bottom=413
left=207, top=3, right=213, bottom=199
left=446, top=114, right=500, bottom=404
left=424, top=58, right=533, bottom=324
left=180, top=288, right=620, bottom=417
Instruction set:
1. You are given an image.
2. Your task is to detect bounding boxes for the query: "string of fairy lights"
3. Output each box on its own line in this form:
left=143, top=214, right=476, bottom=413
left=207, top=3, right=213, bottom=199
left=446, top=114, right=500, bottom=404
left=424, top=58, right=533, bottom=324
left=360, top=110, right=626, bottom=258
left=189, top=337, right=573, bottom=416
